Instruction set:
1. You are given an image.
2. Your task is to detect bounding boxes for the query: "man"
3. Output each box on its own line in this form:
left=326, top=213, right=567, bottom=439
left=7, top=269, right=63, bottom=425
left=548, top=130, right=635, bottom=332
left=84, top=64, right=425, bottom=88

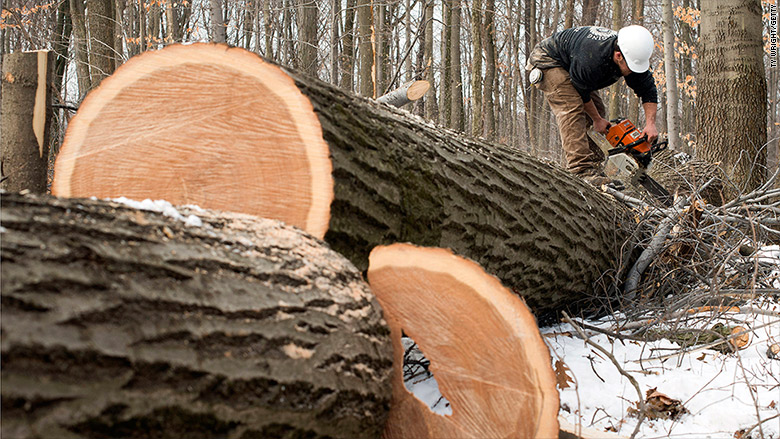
left=526, top=25, right=658, bottom=187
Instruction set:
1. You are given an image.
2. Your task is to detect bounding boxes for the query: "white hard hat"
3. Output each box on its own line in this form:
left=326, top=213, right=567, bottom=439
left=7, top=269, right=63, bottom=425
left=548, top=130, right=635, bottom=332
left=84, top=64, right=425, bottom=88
left=617, top=25, right=654, bottom=73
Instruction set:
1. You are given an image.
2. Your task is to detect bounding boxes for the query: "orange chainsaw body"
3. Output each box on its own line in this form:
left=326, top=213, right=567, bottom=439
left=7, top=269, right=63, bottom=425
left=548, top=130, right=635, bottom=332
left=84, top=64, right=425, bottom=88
left=606, top=118, right=651, bottom=155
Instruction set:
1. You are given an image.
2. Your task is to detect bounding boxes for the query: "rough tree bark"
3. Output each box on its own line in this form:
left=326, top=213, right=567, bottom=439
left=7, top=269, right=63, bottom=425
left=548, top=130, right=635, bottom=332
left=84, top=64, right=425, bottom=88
left=697, top=0, right=767, bottom=193
left=51, top=43, right=634, bottom=320
left=1, top=50, right=53, bottom=193
left=367, top=244, right=559, bottom=438
left=0, top=192, right=392, bottom=439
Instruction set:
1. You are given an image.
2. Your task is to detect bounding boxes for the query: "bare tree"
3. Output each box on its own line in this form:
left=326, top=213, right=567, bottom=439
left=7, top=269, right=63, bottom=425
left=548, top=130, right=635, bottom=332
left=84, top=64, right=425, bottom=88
left=662, top=0, right=680, bottom=151
left=471, top=0, right=484, bottom=137
left=357, top=0, right=374, bottom=97
left=211, top=0, right=227, bottom=43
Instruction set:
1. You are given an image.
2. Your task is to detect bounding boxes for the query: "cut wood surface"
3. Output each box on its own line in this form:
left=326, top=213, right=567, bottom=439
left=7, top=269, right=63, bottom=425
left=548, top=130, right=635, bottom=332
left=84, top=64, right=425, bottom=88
left=367, top=243, right=559, bottom=439
left=1, top=192, right=392, bottom=439
left=52, top=43, right=333, bottom=238
left=52, top=43, right=634, bottom=319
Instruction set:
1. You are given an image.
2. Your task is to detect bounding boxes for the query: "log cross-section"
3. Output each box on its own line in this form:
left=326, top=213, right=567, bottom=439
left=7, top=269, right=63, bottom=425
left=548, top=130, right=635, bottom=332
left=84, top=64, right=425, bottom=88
left=367, top=243, right=559, bottom=439
left=52, top=43, right=333, bottom=238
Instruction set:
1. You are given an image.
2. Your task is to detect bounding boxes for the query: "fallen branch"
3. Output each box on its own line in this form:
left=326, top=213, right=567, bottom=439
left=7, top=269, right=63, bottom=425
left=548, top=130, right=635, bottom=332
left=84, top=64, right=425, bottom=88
left=625, top=196, right=689, bottom=299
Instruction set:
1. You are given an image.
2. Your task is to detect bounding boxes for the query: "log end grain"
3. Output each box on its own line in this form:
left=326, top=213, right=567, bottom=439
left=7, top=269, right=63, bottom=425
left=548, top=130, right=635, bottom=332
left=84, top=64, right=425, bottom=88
left=51, top=43, right=333, bottom=238
left=367, top=243, right=559, bottom=439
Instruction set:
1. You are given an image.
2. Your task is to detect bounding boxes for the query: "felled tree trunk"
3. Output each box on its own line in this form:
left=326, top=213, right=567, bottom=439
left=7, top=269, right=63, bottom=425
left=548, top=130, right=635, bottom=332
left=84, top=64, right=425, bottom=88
left=0, top=192, right=392, bottom=439
left=52, top=43, right=633, bottom=319
left=1, top=50, right=53, bottom=193
left=367, top=244, right=560, bottom=438
left=376, top=80, right=430, bottom=107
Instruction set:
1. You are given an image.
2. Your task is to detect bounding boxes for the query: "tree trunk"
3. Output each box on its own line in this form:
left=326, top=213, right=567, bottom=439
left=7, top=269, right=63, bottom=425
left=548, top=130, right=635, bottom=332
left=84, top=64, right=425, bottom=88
left=330, top=0, right=340, bottom=84
left=340, top=0, right=356, bottom=91
left=210, top=0, right=227, bottom=43
left=53, top=0, right=72, bottom=95
left=608, top=0, right=622, bottom=120
left=70, top=0, right=92, bottom=97
left=662, top=0, right=681, bottom=152
left=165, top=0, right=178, bottom=43
left=86, top=0, right=117, bottom=87
left=697, top=0, right=767, bottom=193
left=582, top=0, right=600, bottom=25
left=368, top=244, right=559, bottom=438
left=51, top=43, right=634, bottom=320
left=1, top=50, right=53, bottom=194
left=0, top=191, right=392, bottom=439
left=449, top=0, right=464, bottom=132
left=264, top=0, right=274, bottom=57
left=440, top=0, right=452, bottom=127
left=483, top=0, right=496, bottom=140
left=297, top=0, right=318, bottom=77
left=471, top=0, right=483, bottom=137
left=565, top=0, right=574, bottom=27
left=422, top=0, right=437, bottom=121
left=357, top=0, right=373, bottom=97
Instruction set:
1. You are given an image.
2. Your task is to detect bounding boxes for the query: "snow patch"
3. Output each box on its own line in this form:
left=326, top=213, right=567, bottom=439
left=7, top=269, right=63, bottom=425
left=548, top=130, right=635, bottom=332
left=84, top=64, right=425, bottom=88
left=109, top=197, right=204, bottom=227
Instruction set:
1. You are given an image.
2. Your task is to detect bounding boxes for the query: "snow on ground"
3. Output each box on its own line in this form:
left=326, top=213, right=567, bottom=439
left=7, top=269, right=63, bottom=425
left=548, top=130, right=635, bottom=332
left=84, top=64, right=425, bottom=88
left=406, top=248, right=780, bottom=438
left=545, top=301, right=780, bottom=438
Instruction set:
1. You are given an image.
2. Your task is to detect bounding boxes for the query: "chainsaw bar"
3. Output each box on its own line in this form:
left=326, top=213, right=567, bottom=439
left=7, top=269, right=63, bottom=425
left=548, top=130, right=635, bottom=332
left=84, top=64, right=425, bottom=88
left=634, top=172, right=672, bottom=207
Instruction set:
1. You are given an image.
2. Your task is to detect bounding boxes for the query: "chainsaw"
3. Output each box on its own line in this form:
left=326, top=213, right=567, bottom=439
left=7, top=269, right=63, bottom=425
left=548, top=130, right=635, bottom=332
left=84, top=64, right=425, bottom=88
left=590, top=118, right=673, bottom=207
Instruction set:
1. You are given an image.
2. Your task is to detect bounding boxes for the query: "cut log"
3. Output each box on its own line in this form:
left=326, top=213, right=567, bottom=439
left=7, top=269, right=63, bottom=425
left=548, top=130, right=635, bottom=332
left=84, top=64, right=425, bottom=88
left=376, top=80, right=430, bottom=107
left=1, top=50, right=53, bottom=193
left=367, top=243, right=559, bottom=439
left=0, top=192, right=392, bottom=439
left=52, top=43, right=634, bottom=319
left=52, top=43, right=334, bottom=239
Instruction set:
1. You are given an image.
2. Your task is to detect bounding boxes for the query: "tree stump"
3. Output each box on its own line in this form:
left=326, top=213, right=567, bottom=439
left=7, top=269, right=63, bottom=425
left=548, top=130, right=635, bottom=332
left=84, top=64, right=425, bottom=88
left=52, top=43, right=634, bottom=319
left=1, top=50, right=53, bottom=193
left=0, top=192, right=392, bottom=439
left=367, top=243, right=559, bottom=439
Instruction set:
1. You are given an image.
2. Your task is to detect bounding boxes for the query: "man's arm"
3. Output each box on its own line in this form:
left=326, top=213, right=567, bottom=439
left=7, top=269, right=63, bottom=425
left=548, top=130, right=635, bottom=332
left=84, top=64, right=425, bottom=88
left=641, top=102, right=658, bottom=144
left=584, top=100, right=610, bottom=134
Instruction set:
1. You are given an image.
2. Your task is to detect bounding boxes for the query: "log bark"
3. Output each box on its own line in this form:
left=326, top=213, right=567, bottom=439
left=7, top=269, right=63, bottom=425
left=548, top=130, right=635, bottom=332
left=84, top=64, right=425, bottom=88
left=367, top=244, right=559, bottom=438
left=1, top=50, right=53, bottom=193
left=0, top=192, right=392, bottom=438
left=52, top=43, right=634, bottom=320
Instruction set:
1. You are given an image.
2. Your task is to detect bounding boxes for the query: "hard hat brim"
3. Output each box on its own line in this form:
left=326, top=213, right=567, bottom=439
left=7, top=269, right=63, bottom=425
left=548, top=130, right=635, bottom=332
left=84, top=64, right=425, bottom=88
left=626, top=58, right=650, bottom=73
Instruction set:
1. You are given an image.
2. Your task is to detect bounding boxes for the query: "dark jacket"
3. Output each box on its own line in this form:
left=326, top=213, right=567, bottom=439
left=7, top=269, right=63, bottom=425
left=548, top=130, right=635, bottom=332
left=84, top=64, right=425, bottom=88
left=531, top=26, right=658, bottom=104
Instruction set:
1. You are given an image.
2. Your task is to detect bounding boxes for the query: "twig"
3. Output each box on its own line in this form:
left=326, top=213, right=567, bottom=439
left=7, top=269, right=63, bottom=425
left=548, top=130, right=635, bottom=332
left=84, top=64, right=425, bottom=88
left=740, top=413, right=780, bottom=439
left=562, top=312, right=647, bottom=439
left=632, top=319, right=780, bottom=363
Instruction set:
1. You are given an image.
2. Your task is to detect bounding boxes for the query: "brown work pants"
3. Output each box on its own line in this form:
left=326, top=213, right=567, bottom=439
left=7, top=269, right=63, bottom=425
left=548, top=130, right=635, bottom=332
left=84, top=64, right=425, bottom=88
left=537, top=67, right=606, bottom=176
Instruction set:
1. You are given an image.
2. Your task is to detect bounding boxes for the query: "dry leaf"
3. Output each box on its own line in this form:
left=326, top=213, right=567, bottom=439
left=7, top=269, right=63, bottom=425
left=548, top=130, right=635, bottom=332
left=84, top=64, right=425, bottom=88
left=630, top=387, right=689, bottom=420
left=554, top=359, right=574, bottom=390
left=729, top=326, right=750, bottom=350
left=767, top=343, right=780, bottom=360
